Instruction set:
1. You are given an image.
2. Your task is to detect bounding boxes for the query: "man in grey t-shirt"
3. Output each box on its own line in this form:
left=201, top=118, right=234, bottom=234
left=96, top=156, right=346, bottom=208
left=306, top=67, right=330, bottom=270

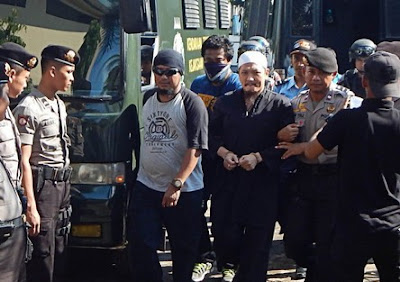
left=128, top=49, right=208, bottom=282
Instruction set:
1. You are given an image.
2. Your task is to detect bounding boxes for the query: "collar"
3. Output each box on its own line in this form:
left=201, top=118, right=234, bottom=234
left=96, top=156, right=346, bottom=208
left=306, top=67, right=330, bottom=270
left=361, top=98, right=394, bottom=110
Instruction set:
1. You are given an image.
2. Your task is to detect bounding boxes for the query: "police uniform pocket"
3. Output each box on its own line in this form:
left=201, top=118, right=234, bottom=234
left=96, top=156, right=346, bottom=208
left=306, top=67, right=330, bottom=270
left=31, top=218, right=53, bottom=258
left=41, top=124, right=59, bottom=138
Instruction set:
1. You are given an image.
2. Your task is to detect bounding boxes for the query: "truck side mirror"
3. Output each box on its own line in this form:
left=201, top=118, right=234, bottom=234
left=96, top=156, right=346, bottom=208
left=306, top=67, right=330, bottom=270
left=120, top=0, right=153, bottom=33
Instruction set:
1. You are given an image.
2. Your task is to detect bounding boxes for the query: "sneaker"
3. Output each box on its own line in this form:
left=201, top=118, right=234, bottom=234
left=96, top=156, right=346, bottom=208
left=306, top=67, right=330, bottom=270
left=295, top=266, right=307, bottom=279
left=192, top=262, right=213, bottom=281
left=221, top=267, right=236, bottom=282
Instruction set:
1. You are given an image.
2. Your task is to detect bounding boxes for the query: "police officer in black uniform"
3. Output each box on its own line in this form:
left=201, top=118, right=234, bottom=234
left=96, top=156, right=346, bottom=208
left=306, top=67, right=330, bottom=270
left=376, top=40, right=400, bottom=109
left=0, top=62, right=28, bottom=282
left=338, top=38, right=376, bottom=98
left=13, top=45, right=79, bottom=282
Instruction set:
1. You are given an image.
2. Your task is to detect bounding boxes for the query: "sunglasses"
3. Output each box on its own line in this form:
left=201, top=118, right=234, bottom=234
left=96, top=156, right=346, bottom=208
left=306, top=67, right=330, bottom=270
left=153, top=67, right=181, bottom=76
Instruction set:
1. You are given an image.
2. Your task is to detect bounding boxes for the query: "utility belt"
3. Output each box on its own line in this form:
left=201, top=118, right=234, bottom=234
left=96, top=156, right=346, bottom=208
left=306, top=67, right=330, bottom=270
left=32, top=165, right=72, bottom=182
left=0, top=216, right=24, bottom=242
left=298, top=162, right=338, bottom=176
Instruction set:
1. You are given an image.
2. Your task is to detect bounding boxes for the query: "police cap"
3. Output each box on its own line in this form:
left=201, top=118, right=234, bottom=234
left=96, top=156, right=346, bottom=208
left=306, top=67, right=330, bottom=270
left=304, top=47, right=338, bottom=73
left=290, top=39, right=317, bottom=55
left=0, top=42, right=38, bottom=70
left=376, top=41, right=400, bottom=59
left=41, top=45, right=80, bottom=66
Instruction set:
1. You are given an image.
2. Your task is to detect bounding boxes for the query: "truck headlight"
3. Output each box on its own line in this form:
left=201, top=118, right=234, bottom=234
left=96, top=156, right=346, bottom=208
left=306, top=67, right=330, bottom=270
left=70, top=163, right=125, bottom=185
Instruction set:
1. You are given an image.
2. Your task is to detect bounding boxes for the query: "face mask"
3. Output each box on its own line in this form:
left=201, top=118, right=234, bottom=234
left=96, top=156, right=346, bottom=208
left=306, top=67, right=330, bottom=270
left=204, top=63, right=230, bottom=83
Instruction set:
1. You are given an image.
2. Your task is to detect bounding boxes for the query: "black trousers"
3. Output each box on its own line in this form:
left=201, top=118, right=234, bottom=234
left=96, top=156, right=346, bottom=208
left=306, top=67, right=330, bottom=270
left=27, top=180, right=71, bottom=282
left=196, top=156, right=216, bottom=263
left=128, top=181, right=203, bottom=282
left=284, top=165, right=338, bottom=282
left=0, top=224, right=26, bottom=282
left=331, top=227, right=400, bottom=282
left=212, top=188, right=276, bottom=281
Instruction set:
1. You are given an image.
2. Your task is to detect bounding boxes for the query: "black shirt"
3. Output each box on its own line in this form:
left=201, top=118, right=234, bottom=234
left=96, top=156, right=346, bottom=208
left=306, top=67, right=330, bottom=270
left=339, top=68, right=366, bottom=98
left=318, top=99, right=400, bottom=233
left=209, top=88, right=294, bottom=225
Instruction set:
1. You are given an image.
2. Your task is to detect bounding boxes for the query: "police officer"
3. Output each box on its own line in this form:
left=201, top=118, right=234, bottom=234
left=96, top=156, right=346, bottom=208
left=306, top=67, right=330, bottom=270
left=0, top=42, right=38, bottom=100
left=277, top=47, right=362, bottom=282
left=0, top=62, right=27, bottom=282
left=13, top=45, right=79, bottom=282
left=376, top=40, right=400, bottom=109
left=274, top=38, right=316, bottom=280
left=275, top=39, right=316, bottom=100
left=338, top=38, right=376, bottom=98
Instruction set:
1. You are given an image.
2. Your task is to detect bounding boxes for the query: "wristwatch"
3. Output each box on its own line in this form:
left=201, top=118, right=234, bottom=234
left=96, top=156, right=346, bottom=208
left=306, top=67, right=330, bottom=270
left=171, top=178, right=183, bottom=189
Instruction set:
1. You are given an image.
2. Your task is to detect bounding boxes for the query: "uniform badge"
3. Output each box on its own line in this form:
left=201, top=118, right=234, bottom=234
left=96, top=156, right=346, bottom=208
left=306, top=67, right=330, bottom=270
left=326, top=105, right=336, bottom=113
left=64, top=50, right=76, bottom=63
left=298, top=103, right=307, bottom=112
left=18, top=115, right=29, bottom=126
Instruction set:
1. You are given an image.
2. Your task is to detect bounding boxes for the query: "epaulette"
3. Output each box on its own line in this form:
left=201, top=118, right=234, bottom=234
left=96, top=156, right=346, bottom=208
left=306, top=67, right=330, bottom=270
left=335, top=84, right=352, bottom=94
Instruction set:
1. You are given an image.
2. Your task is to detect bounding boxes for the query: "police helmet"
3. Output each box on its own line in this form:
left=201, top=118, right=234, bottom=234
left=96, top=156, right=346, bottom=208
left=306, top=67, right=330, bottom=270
left=249, top=36, right=271, bottom=54
left=238, top=40, right=266, bottom=59
left=348, top=38, right=377, bottom=62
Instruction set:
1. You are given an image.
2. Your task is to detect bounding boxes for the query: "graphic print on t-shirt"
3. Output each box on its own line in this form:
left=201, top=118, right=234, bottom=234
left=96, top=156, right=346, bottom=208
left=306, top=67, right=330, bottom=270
left=144, top=111, right=178, bottom=153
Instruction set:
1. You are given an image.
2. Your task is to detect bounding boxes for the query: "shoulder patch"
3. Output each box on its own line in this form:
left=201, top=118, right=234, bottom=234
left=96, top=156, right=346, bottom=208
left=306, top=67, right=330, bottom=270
left=18, top=115, right=29, bottom=126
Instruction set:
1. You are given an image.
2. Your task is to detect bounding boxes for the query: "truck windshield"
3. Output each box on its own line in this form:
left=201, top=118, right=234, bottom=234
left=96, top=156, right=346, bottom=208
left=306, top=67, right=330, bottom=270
left=71, top=17, right=122, bottom=101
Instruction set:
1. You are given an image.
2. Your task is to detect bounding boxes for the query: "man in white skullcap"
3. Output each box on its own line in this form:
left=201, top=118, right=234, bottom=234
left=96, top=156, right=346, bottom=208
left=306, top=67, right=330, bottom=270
left=209, top=51, right=295, bottom=282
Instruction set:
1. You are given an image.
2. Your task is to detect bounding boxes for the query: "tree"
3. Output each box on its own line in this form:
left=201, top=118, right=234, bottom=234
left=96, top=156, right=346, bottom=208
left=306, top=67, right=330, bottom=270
left=0, top=8, right=26, bottom=46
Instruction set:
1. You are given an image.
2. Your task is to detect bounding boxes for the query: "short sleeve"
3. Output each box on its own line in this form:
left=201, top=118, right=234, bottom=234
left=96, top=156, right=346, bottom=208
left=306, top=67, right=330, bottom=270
left=12, top=106, right=36, bottom=145
left=182, top=90, right=208, bottom=150
left=317, top=110, right=346, bottom=151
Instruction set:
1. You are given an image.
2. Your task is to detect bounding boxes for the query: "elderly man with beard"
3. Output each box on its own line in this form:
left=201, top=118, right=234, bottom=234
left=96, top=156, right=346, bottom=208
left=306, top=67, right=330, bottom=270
left=128, top=49, right=208, bottom=282
left=209, top=51, right=294, bottom=281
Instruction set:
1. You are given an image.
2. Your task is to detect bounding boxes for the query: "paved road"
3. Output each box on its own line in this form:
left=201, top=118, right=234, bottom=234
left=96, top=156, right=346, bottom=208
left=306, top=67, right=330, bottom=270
left=66, top=223, right=379, bottom=281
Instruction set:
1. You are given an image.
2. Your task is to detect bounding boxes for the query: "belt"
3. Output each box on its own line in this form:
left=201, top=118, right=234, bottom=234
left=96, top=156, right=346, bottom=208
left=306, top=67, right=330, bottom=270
left=298, top=163, right=338, bottom=176
left=32, top=166, right=72, bottom=182
left=0, top=216, right=24, bottom=228
left=0, top=216, right=24, bottom=241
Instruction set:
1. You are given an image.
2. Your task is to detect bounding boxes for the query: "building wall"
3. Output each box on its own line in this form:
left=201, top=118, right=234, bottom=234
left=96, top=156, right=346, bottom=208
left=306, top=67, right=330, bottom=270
left=0, top=0, right=89, bottom=84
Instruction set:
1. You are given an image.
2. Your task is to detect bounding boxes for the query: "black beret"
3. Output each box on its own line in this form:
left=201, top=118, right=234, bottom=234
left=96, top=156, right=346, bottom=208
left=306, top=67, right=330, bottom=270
left=376, top=41, right=400, bottom=59
left=41, top=45, right=80, bottom=66
left=153, top=49, right=184, bottom=74
left=305, top=47, right=338, bottom=73
left=0, top=42, right=38, bottom=70
left=0, top=62, right=11, bottom=84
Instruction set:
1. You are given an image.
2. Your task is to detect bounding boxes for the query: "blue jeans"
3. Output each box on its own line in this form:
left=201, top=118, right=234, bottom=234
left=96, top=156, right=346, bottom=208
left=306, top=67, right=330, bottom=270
left=128, top=181, right=203, bottom=282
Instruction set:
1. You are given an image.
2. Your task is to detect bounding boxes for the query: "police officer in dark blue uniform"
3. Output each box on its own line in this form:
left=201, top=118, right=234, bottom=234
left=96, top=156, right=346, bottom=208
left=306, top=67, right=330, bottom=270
left=338, top=38, right=376, bottom=98
left=275, top=39, right=316, bottom=100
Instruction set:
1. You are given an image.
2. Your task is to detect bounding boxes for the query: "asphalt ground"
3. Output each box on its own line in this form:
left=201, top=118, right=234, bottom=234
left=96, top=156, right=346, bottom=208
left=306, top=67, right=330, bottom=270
left=159, top=223, right=379, bottom=282
left=66, top=219, right=379, bottom=282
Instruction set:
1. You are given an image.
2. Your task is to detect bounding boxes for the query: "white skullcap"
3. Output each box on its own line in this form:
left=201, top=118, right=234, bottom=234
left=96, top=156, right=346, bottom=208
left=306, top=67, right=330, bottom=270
left=238, top=51, right=268, bottom=69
